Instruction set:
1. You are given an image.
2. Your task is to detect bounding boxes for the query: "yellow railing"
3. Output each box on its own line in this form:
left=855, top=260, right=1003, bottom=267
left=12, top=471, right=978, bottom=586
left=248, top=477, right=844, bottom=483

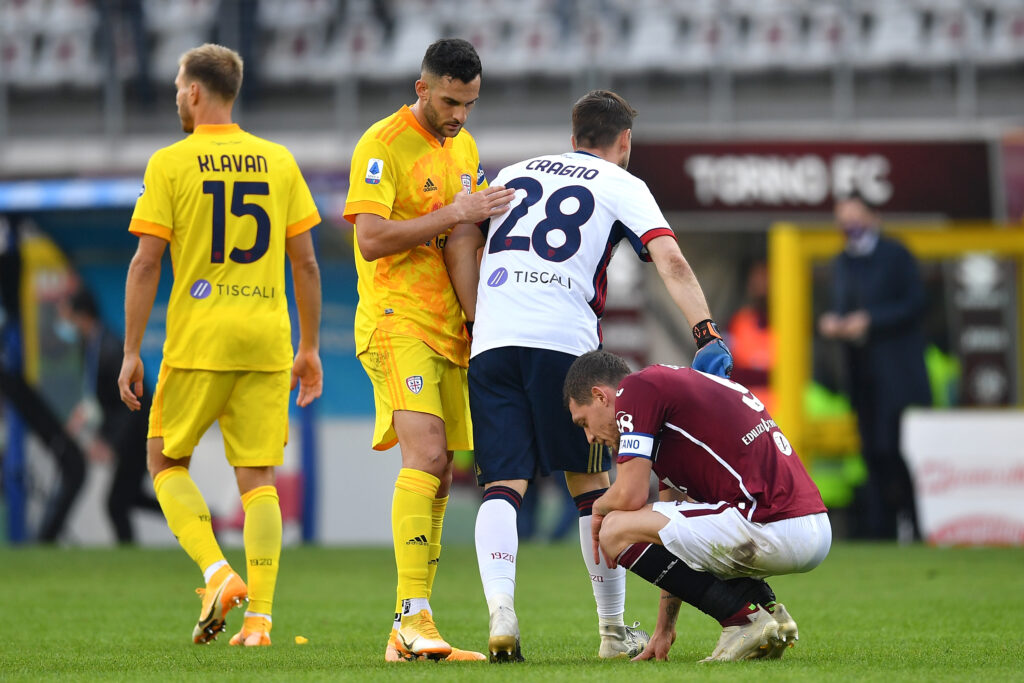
left=768, top=222, right=1024, bottom=464
left=19, top=233, right=73, bottom=384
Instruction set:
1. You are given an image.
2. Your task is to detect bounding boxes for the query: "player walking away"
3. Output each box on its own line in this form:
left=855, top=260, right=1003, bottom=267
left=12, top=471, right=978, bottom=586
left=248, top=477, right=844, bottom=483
left=118, top=44, right=323, bottom=647
left=565, top=351, right=832, bottom=662
left=343, top=38, right=514, bottom=663
left=444, top=90, right=734, bottom=662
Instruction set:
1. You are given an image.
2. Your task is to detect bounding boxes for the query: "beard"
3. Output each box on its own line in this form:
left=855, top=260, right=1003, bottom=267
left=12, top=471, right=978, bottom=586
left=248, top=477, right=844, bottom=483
left=422, top=98, right=461, bottom=138
left=178, top=102, right=194, bottom=133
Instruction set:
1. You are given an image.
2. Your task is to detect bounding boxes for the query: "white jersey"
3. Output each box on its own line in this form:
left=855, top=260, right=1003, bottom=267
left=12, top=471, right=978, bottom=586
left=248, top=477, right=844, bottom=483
left=471, top=150, right=674, bottom=358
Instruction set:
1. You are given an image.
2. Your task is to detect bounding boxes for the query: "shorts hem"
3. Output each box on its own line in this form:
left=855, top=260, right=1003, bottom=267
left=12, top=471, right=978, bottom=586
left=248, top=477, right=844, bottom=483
left=226, top=458, right=285, bottom=468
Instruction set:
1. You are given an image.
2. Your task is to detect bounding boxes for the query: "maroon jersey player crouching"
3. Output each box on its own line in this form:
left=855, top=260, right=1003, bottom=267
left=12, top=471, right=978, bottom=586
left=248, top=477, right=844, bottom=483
left=564, top=351, right=831, bottom=662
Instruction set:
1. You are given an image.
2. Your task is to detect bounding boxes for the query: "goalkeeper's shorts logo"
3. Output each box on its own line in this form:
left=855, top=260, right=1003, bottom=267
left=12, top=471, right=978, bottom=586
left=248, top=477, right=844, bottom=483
left=405, top=375, right=423, bottom=394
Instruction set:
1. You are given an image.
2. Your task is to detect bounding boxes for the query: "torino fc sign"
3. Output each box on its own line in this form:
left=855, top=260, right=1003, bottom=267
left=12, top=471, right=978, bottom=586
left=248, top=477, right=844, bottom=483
left=684, top=153, right=892, bottom=207
left=630, top=140, right=992, bottom=218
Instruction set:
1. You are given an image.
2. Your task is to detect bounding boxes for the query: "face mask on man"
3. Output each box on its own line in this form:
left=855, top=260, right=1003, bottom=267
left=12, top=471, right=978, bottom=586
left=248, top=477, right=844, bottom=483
left=840, top=222, right=878, bottom=256
left=840, top=222, right=872, bottom=239
left=54, top=317, right=79, bottom=344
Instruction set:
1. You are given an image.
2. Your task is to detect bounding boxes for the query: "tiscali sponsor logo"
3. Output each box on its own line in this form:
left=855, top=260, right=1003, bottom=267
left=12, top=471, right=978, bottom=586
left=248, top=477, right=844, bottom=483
left=487, top=267, right=508, bottom=287
left=190, top=279, right=212, bottom=299
left=188, top=279, right=275, bottom=300
left=217, top=283, right=275, bottom=298
left=512, top=270, right=573, bottom=289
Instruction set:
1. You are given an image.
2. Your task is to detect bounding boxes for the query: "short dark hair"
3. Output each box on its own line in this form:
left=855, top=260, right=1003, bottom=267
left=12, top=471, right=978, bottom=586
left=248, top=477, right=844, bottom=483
left=571, top=90, right=637, bottom=149
left=179, top=43, right=243, bottom=102
left=563, top=351, right=632, bottom=408
left=69, top=287, right=99, bottom=319
left=421, top=38, right=482, bottom=83
left=835, top=188, right=879, bottom=212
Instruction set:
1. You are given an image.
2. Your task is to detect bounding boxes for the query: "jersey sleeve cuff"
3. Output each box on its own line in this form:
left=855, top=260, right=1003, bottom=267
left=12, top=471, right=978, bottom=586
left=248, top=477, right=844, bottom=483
left=343, top=200, right=391, bottom=225
left=129, top=219, right=171, bottom=242
left=286, top=210, right=321, bottom=237
left=637, top=227, right=675, bottom=262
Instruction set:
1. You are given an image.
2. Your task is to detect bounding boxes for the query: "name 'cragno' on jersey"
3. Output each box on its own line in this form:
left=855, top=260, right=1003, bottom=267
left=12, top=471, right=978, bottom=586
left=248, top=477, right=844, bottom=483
left=471, top=151, right=674, bottom=358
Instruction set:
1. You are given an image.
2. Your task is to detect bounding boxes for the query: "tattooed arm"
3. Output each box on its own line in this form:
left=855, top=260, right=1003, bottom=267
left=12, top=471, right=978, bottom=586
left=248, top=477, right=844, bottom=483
left=633, top=590, right=681, bottom=661
left=633, top=486, right=685, bottom=661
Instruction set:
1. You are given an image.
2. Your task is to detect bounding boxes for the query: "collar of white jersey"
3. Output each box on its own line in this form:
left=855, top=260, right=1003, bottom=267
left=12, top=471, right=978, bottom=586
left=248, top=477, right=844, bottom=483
left=567, top=150, right=601, bottom=160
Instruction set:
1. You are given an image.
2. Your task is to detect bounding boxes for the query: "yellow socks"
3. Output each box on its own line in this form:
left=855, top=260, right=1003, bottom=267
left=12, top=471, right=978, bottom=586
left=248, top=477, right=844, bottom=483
left=154, top=467, right=280, bottom=619
left=392, top=468, right=440, bottom=605
left=426, top=495, right=448, bottom=599
left=241, top=485, right=281, bottom=616
left=153, top=466, right=225, bottom=573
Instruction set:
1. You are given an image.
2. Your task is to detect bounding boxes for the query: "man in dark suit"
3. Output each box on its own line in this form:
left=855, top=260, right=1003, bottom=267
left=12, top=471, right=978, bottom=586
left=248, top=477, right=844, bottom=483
left=62, top=287, right=161, bottom=544
left=818, top=193, right=931, bottom=541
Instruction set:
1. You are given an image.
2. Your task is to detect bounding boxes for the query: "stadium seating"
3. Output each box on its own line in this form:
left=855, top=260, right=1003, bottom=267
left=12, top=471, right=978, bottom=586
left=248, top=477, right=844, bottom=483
left=319, top=8, right=387, bottom=82
left=2, top=0, right=1020, bottom=90
left=0, top=0, right=1021, bottom=138
left=145, top=0, right=219, bottom=79
left=0, top=29, right=35, bottom=86
left=728, top=0, right=803, bottom=73
left=977, top=0, right=1024, bottom=66
left=798, top=2, right=847, bottom=72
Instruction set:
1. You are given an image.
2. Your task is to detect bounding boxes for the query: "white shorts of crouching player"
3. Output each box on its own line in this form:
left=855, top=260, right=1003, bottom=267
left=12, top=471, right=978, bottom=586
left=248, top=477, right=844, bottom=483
left=652, top=501, right=832, bottom=579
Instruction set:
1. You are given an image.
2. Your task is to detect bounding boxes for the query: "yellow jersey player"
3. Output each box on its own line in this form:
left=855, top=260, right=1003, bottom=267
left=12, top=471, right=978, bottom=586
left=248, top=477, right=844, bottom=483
left=117, top=44, right=323, bottom=648
left=343, top=38, right=513, bottom=662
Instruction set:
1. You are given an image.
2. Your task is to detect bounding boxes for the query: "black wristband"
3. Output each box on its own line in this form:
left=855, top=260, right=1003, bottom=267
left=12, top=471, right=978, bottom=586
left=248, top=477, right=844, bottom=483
left=465, top=320, right=474, bottom=338
left=692, top=318, right=722, bottom=350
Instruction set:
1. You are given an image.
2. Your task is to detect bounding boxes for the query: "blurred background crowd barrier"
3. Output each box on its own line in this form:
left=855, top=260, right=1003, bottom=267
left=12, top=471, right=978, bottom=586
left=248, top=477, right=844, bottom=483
left=1, top=0, right=1022, bottom=548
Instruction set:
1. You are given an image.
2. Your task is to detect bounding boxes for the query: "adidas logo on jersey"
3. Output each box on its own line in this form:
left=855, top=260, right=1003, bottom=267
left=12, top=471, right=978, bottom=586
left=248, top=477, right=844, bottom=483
left=422, top=178, right=437, bottom=192
left=406, top=534, right=429, bottom=546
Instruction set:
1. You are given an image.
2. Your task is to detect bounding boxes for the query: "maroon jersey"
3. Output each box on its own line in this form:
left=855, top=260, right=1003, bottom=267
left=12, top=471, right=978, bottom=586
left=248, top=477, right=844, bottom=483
left=615, top=365, right=826, bottom=523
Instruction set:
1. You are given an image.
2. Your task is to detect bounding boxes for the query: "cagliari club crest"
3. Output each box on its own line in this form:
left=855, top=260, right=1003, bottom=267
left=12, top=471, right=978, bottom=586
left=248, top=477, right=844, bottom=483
left=406, top=375, right=423, bottom=394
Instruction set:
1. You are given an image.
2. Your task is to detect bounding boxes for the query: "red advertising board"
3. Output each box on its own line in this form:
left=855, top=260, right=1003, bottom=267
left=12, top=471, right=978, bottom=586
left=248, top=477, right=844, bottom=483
left=1002, top=132, right=1024, bottom=222
left=630, top=140, right=992, bottom=218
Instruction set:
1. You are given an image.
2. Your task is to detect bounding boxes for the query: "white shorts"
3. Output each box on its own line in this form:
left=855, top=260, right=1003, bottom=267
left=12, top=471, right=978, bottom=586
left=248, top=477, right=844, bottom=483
left=652, top=501, right=832, bottom=580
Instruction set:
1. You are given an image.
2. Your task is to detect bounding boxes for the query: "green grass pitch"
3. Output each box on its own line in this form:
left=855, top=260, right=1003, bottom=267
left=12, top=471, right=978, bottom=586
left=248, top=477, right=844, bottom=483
left=2, top=542, right=1022, bottom=681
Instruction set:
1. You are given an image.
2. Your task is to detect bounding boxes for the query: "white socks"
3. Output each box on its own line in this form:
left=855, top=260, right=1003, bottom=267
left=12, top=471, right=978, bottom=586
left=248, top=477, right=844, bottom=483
left=202, top=559, right=228, bottom=584
left=475, top=497, right=519, bottom=602
left=578, top=515, right=626, bottom=627
left=401, top=597, right=431, bottom=617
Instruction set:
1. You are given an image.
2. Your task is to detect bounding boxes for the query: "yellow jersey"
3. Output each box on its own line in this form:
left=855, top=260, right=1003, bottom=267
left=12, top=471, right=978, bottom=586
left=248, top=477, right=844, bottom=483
left=344, top=105, right=487, bottom=367
left=129, top=123, right=320, bottom=371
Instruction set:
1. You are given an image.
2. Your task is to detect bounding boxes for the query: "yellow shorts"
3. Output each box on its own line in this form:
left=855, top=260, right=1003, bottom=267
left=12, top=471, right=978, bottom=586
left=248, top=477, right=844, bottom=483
left=358, top=330, right=472, bottom=452
left=148, top=364, right=291, bottom=467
